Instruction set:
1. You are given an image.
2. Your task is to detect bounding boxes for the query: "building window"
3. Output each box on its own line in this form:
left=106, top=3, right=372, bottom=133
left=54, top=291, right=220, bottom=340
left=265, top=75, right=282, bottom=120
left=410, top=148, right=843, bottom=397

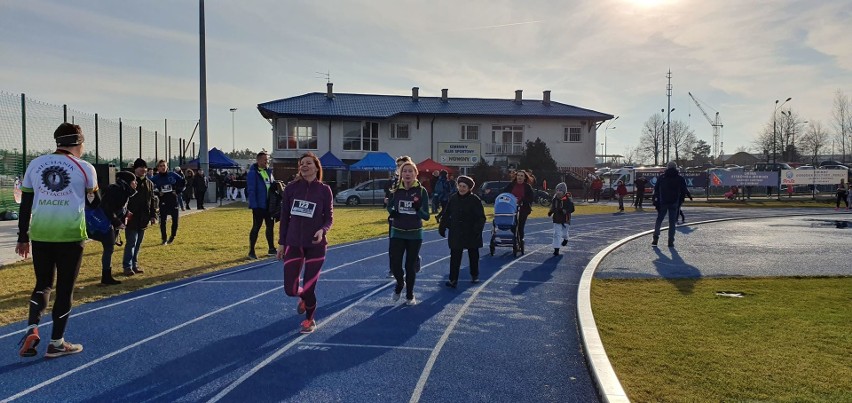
left=461, top=124, right=479, bottom=141
left=564, top=127, right=582, bottom=142
left=277, top=119, right=318, bottom=150
left=490, top=125, right=524, bottom=155
left=343, top=121, right=380, bottom=151
left=390, top=123, right=410, bottom=140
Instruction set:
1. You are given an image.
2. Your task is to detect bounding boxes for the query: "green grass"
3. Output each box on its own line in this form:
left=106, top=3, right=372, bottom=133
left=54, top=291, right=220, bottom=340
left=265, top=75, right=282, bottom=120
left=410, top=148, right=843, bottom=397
left=592, top=277, right=852, bottom=402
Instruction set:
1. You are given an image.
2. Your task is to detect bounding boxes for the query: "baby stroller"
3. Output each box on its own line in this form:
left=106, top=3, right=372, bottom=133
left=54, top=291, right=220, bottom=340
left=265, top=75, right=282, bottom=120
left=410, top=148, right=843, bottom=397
left=489, top=193, right=521, bottom=256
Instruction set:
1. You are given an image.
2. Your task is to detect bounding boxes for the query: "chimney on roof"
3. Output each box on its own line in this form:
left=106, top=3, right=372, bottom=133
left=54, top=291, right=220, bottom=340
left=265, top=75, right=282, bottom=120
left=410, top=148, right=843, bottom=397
left=515, top=90, right=523, bottom=104
left=441, top=88, right=448, bottom=103
left=543, top=90, right=551, bottom=105
left=412, top=87, right=419, bottom=102
left=326, top=82, right=334, bottom=99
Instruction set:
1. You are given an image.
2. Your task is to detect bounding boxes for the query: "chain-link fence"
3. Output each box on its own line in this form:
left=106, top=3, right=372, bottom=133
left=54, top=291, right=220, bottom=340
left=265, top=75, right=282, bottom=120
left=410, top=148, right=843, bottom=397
left=0, top=91, right=199, bottom=215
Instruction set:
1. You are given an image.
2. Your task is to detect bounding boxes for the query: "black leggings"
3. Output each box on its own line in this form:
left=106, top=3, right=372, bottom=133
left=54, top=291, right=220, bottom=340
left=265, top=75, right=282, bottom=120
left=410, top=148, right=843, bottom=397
left=517, top=211, right=530, bottom=243
left=449, top=248, right=480, bottom=282
left=249, top=208, right=275, bottom=253
left=837, top=193, right=849, bottom=208
left=29, top=241, right=84, bottom=340
left=389, top=238, right=422, bottom=300
left=159, top=208, right=179, bottom=241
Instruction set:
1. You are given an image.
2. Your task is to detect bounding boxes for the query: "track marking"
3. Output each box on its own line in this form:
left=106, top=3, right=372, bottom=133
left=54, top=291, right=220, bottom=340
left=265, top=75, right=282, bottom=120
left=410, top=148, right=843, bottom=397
left=408, top=245, right=550, bottom=403
left=0, top=286, right=283, bottom=403
left=298, top=342, right=432, bottom=352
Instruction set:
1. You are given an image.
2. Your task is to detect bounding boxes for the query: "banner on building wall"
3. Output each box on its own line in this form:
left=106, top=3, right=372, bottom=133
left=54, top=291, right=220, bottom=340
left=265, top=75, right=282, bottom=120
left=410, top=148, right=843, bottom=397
left=780, top=169, right=847, bottom=185
left=437, top=142, right=481, bottom=166
left=708, top=169, right=778, bottom=187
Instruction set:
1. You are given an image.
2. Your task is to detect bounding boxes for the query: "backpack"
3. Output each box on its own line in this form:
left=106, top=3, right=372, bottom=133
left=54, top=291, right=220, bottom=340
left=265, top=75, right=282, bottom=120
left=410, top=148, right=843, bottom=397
left=267, top=180, right=286, bottom=222
left=86, top=206, right=112, bottom=241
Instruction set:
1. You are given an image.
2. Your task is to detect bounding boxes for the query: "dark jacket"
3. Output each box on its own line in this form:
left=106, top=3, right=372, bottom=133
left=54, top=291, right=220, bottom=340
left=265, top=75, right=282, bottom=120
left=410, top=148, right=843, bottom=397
left=101, top=181, right=136, bottom=229
left=653, top=167, right=688, bottom=206
left=438, top=191, right=486, bottom=249
left=150, top=171, right=184, bottom=211
left=126, top=175, right=158, bottom=230
left=193, top=172, right=209, bottom=193
left=247, top=163, right=274, bottom=209
left=387, top=181, right=430, bottom=239
left=503, top=182, right=535, bottom=215
left=279, top=178, right=333, bottom=248
left=549, top=195, right=574, bottom=225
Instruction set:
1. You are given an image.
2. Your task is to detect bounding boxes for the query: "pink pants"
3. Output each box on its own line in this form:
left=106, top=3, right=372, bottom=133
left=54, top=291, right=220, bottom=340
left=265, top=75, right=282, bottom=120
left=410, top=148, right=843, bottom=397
left=282, top=245, right=326, bottom=320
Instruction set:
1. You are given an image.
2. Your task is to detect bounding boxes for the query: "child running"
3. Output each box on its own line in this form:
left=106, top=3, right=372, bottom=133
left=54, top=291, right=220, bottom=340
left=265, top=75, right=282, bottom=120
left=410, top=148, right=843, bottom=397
left=548, top=183, right=574, bottom=256
left=387, top=161, right=430, bottom=305
left=438, top=175, right=486, bottom=287
left=276, top=152, right=333, bottom=334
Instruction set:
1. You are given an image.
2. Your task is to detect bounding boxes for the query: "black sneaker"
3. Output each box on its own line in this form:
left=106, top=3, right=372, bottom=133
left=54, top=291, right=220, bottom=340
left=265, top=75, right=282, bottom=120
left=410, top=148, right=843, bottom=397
left=445, top=280, right=457, bottom=289
left=553, top=248, right=559, bottom=256
left=248, top=252, right=258, bottom=260
left=668, top=242, right=675, bottom=247
left=651, top=238, right=659, bottom=247
left=167, top=237, right=175, bottom=245
left=267, top=248, right=277, bottom=256
left=122, top=268, right=135, bottom=276
left=18, top=328, right=40, bottom=358
left=386, top=270, right=394, bottom=278
left=45, top=341, right=83, bottom=358
left=101, top=277, right=122, bottom=286
left=471, top=276, right=479, bottom=284
left=132, top=267, right=144, bottom=274
left=561, top=239, right=568, bottom=247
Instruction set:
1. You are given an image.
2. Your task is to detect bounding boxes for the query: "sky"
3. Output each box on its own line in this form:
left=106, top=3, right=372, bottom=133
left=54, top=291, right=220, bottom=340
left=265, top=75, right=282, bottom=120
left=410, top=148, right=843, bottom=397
left=2, top=0, right=850, bottom=161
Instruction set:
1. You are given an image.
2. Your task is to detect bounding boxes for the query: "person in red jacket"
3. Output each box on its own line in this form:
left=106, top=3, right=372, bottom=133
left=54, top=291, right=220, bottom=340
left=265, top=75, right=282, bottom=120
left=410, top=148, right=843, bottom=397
left=276, top=152, right=333, bottom=334
left=615, top=180, right=628, bottom=212
left=502, top=170, right=535, bottom=254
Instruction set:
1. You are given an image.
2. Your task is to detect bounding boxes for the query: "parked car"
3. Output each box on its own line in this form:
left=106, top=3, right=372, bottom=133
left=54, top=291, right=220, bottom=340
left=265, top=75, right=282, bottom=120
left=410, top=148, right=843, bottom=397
left=334, top=178, right=391, bottom=206
left=477, top=181, right=511, bottom=204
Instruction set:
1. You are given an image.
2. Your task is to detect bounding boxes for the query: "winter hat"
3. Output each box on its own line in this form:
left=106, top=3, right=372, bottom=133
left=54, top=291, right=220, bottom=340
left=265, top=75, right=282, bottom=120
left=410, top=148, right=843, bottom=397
left=457, top=175, right=475, bottom=189
left=555, top=182, right=568, bottom=194
left=133, top=158, right=147, bottom=169
left=116, top=171, right=136, bottom=186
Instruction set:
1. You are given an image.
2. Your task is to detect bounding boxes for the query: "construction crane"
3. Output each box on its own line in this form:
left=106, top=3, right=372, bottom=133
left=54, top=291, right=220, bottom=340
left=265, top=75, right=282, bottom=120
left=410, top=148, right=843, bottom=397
left=688, top=92, right=723, bottom=162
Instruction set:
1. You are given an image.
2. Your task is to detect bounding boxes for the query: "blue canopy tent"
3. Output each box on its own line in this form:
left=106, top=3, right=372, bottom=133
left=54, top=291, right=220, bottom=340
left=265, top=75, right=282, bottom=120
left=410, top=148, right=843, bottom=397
left=319, top=151, right=348, bottom=170
left=348, top=152, right=396, bottom=205
left=185, top=147, right=241, bottom=170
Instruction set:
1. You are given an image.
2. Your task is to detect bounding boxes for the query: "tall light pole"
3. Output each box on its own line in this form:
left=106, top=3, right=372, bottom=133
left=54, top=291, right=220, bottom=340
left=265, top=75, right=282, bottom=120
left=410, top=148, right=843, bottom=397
left=773, top=97, right=791, bottom=163
left=229, top=107, right=237, bottom=152
left=662, top=108, right=675, bottom=162
left=604, top=116, right=618, bottom=167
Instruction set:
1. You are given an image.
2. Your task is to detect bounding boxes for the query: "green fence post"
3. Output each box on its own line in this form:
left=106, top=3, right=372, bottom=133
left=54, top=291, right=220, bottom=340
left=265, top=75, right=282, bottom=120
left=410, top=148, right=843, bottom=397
left=21, top=94, right=27, bottom=173
left=95, top=113, right=99, bottom=164
left=119, top=118, right=123, bottom=167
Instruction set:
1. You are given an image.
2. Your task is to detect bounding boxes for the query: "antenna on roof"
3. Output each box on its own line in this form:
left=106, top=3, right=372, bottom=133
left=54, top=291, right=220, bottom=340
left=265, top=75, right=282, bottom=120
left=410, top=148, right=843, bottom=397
left=315, top=70, right=331, bottom=83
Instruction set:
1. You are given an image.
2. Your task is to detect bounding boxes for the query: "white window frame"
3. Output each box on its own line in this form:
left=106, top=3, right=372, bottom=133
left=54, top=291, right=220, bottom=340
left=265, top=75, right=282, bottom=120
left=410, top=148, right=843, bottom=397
left=564, top=126, right=582, bottom=142
left=460, top=124, right=480, bottom=141
left=343, top=121, right=380, bottom=151
left=277, top=119, right=318, bottom=150
left=390, top=123, right=410, bottom=140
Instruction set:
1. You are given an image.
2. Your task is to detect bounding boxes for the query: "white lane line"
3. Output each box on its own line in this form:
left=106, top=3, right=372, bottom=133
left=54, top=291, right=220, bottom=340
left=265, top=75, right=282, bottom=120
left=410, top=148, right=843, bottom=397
left=0, top=286, right=283, bottom=403
left=408, top=245, right=550, bottom=403
left=298, top=342, right=432, bottom=352
left=207, top=255, right=451, bottom=403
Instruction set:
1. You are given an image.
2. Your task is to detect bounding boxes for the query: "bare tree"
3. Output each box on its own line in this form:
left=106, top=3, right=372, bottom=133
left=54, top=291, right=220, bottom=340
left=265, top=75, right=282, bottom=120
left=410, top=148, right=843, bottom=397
left=799, top=121, right=829, bottom=166
left=778, top=109, right=806, bottom=162
left=622, top=146, right=643, bottom=166
left=669, top=120, right=697, bottom=164
left=638, top=114, right=665, bottom=165
left=831, top=89, right=850, bottom=163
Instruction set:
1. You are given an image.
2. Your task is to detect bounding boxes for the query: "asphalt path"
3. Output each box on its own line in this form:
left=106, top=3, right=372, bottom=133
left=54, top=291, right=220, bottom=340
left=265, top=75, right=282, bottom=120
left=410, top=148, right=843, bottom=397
left=0, top=207, right=848, bottom=402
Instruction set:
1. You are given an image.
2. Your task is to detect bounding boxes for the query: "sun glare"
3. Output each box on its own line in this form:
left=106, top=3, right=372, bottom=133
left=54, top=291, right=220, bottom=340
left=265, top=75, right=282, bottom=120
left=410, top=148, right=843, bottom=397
left=630, top=0, right=668, bottom=7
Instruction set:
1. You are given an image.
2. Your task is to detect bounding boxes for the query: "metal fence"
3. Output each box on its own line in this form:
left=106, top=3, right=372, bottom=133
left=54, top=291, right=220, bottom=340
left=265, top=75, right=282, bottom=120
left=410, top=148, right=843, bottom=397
left=0, top=91, right=199, bottom=215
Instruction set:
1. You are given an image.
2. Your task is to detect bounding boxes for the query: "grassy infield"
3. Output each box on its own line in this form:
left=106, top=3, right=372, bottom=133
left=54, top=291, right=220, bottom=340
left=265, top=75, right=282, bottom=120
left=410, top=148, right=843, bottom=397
left=1, top=200, right=849, bottom=401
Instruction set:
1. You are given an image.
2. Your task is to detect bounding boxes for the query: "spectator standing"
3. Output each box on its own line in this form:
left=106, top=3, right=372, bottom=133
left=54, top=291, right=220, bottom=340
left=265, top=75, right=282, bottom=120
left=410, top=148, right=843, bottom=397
left=387, top=161, right=430, bottom=305
left=438, top=175, right=486, bottom=288
left=123, top=158, right=158, bottom=276
left=182, top=169, right=195, bottom=210
left=97, top=170, right=137, bottom=285
left=16, top=122, right=96, bottom=358
left=835, top=180, right=848, bottom=210
left=652, top=162, right=688, bottom=247
left=246, top=151, right=276, bottom=259
left=193, top=169, right=209, bottom=209
left=548, top=183, right=574, bottom=255
left=173, top=167, right=186, bottom=211
left=433, top=170, right=454, bottom=223
left=615, top=180, right=628, bottom=211
left=634, top=176, right=648, bottom=209
left=277, top=152, right=333, bottom=334
left=591, top=176, right=603, bottom=202
left=502, top=169, right=535, bottom=254
left=151, top=160, right=184, bottom=245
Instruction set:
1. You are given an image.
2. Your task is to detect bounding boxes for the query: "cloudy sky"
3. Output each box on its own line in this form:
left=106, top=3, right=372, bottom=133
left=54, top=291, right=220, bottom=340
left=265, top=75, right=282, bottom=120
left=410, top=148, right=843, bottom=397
left=2, top=0, right=850, bottom=161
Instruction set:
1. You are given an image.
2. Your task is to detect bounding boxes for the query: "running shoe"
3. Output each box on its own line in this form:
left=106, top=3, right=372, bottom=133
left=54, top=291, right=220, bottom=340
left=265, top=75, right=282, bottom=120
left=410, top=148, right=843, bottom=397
left=392, top=292, right=401, bottom=302
left=18, top=328, right=39, bottom=358
left=405, top=296, right=418, bottom=306
left=300, top=319, right=317, bottom=334
left=132, top=267, right=145, bottom=274
left=248, top=252, right=258, bottom=260
left=561, top=239, right=568, bottom=246
left=45, top=341, right=83, bottom=358
left=297, top=299, right=306, bottom=315
left=267, top=248, right=277, bottom=256
left=471, top=276, right=479, bottom=284
left=445, top=280, right=457, bottom=289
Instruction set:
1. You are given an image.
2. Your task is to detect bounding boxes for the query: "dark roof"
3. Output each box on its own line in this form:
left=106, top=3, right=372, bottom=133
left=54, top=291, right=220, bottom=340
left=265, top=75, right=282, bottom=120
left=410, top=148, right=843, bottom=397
left=257, top=92, right=613, bottom=121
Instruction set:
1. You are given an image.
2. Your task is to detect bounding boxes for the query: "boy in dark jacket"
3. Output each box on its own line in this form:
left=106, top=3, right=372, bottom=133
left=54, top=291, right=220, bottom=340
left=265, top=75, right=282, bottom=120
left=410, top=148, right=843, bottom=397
left=548, top=182, right=574, bottom=255
left=438, top=175, right=486, bottom=287
left=98, top=171, right=137, bottom=284
left=150, top=160, right=184, bottom=245
left=123, top=159, right=158, bottom=275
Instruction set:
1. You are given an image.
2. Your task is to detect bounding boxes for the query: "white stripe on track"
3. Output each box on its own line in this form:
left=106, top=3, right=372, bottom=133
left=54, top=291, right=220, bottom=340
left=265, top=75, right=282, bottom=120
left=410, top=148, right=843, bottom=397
left=298, top=342, right=432, bottom=352
left=408, top=245, right=550, bottom=403
left=206, top=255, right=451, bottom=403
left=0, top=286, right=283, bottom=403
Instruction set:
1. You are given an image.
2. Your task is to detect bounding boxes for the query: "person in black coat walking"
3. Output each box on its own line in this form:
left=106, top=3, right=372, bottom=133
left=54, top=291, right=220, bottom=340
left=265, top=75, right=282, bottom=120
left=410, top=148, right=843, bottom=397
left=98, top=171, right=137, bottom=285
left=193, top=169, right=209, bottom=209
left=652, top=162, right=688, bottom=247
left=438, top=176, right=486, bottom=287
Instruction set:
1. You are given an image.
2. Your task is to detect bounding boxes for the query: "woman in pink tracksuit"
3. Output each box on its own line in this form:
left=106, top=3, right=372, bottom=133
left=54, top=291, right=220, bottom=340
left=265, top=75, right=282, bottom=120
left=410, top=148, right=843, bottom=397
left=276, top=152, right=333, bottom=334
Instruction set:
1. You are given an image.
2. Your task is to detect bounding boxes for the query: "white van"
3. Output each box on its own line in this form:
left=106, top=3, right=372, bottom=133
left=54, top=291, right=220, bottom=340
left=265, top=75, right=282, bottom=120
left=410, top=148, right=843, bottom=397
left=600, top=166, right=666, bottom=197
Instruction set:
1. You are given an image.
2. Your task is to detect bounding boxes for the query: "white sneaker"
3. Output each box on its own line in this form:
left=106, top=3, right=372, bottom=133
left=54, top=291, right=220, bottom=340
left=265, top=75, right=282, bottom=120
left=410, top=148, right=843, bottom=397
left=405, top=296, right=417, bottom=306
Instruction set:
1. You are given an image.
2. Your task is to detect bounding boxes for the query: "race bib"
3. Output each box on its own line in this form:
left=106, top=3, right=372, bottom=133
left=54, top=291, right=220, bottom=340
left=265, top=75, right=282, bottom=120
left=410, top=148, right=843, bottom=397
left=291, top=199, right=316, bottom=218
left=160, top=184, right=173, bottom=193
left=397, top=199, right=416, bottom=215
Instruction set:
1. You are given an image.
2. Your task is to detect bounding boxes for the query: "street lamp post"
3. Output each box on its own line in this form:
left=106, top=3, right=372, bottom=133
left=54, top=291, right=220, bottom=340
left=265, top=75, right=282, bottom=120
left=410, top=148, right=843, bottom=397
left=229, top=107, right=237, bottom=153
left=772, top=98, right=791, bottom=164
left=604, top=116, right=618, bottom=167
